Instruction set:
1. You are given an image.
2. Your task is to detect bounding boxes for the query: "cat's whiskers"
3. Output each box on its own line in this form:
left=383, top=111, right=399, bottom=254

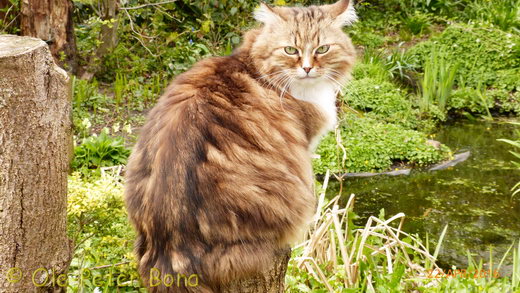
left=265, top=70, right=291, bottom=93
left=262, top=72, right=288, bottom=94
left=323, top=73, right=344, bottom=90
left=269, top=73, right=293, bottom=110
left=257, top=69, right=288, bottom=81
left=325, top=70, right=348, bottom=95
left=327, top=68, right=349, bottom=83
left=278, top=75, right=295, bottom=110
left=258, top=69, right=286, bottom=88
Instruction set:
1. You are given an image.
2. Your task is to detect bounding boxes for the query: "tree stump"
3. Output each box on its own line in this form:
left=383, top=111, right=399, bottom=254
left=0, top=35, right=72, bottom=292
left=220, top=247, right=291, bottom=293
left=20, top=0, right=78, bottom=73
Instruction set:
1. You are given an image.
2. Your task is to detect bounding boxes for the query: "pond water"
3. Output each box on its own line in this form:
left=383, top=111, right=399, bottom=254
left=328, top=120, right=520, bottom=273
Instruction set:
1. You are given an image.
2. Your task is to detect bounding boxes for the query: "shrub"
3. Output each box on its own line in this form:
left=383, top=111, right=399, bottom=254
left=401, top=11, right=432, bottom=35
left=407, top=24, right=520, bottom=89
left=462, top=0, right=520, bottom=32
left=67, top=173, right=139, bottom=291
left=313, top=114, right=450, bottom=174
left=343, top=77, right=420, bottom=129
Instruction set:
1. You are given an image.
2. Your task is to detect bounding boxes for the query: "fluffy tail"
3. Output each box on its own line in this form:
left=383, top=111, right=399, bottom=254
left=136, top=236, right=283, bottom=292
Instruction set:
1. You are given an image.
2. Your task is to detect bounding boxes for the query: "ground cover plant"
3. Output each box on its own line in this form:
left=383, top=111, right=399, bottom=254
left=3, top=0, right=517, bottom=291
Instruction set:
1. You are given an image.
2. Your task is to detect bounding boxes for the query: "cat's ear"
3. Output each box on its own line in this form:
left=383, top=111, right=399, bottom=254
left=328, top=0, right=357, bottom=27
left=254, top=3, right=283, bottom=25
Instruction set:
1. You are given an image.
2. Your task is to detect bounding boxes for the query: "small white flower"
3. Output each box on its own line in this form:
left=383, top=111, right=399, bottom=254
left=112, top=122, right=120, bottom=133
left=81, top=118, right=91, bottom=130
left=123, top=124, right=133, bottom=135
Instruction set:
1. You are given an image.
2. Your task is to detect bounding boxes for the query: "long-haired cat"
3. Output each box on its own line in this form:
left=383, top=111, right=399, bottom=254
left=124, top=0, right=356, bottom=291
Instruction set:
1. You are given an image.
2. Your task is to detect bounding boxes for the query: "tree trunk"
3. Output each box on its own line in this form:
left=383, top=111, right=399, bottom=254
left=220, top=248, right=291, bottom=293
left=79, top=0, right=120, bottom=80
left=96, top=0, right=119, bottom=59
left=20, top=0, right=78, bottom=73
left=0, top=35, right=72, bottom=292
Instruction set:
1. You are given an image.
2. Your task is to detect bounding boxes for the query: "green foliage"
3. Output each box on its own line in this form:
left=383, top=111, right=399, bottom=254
left=494, top=90, right=520, bottom=114
left=354, top=48, right=418, bottom=84
left=114, top=72, right=128, bottom=109
left=72, top=129, right=131, bottom=176
left=449, top=87, right=490, bottom=114
left=0, top=0, right=20, bottom=34
left=448, top=84, right=520, bottom=117
left=419, top=49, right=459, bottom=116
left=408, top=24, right=520, bottom=117
left=73, top=0, right=258, bottom=82
left=72, top=77, right=104, bottom=112
left=344, top=77, right=419, bottom=128
left=350, top=29, right=386, bottom=48
left=71, top=77, right=114, bottom=133
left=498, top=122, right=520, bottom=197
left=462, top=0, right=520, bottom=32
left=408, top=24, right=520, bottom=89
left=67, top=173, right=140, bottom=292
left=313, top=114, right=450, bottom=174
left=401, top=11, right=432, bottom=35
left=395, top=0, right=463, bottom=16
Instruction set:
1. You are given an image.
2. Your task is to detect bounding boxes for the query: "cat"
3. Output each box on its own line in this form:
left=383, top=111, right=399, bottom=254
left=124, top=0, right=357, bottom=292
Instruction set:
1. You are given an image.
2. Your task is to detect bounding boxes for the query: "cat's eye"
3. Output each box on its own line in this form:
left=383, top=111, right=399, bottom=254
left=316, top=45, right=330, bottom=54
left=284, top=46, right=298, bottom=55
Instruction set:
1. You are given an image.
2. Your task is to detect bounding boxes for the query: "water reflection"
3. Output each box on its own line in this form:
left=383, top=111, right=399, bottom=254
left=328, top=120, right=520, bottom=272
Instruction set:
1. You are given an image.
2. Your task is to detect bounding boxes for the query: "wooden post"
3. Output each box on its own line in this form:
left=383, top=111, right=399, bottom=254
left=0, top=35, right=72, bottom=292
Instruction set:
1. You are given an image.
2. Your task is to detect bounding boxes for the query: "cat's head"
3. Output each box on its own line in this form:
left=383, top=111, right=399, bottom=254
left=249, top=0, right=357, bottom=93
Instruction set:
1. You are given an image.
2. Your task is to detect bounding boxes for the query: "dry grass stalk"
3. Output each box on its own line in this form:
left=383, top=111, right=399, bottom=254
left=292, top=172, right=441, bottom=291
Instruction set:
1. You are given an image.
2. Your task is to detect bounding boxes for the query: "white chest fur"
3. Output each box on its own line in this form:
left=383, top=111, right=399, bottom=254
left=290, top=79, right=338, bottom=149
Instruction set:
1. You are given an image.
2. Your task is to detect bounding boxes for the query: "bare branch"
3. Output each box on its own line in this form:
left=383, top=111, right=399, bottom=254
left=119, top=0, right=177, bottom=10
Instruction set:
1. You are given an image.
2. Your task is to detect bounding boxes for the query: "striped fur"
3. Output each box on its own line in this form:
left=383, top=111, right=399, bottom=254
left=124, top=1, right=356, bottom=292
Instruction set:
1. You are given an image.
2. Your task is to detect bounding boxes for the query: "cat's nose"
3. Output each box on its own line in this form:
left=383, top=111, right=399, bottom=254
left=303, top=67, right=312, bottom=74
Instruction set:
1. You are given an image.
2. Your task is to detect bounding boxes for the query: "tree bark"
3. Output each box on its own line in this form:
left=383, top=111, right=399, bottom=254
left=20, top=0, right=78, bottom=73
left=79, top=0, right=120, bottom=80
left=220, top=248, right=291, bottom=293
left=0, top=35, right=72, bottom=292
